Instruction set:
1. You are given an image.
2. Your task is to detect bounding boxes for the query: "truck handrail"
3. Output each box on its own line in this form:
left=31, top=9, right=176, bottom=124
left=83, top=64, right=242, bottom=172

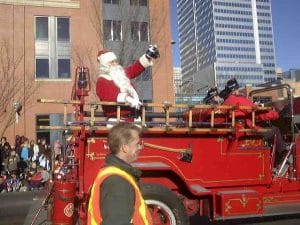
left=37, top=99, right=272, bottom=134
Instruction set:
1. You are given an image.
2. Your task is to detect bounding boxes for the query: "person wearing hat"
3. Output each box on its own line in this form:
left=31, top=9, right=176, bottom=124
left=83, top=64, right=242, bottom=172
left=203, top=87, right=222, bottom=105
left=96, top=45, right=159, bottom=120
left=183, top=87, right=225, bottom=124
left=222, top=78, right=286, bottom=167
left=222, top=78, right=279, bottom=120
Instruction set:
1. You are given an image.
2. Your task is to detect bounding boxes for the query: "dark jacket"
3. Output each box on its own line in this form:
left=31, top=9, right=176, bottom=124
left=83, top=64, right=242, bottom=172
left=100, top=154, right=142, bottom=225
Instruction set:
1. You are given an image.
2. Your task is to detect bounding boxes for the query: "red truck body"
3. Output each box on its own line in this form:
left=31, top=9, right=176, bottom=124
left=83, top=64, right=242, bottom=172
left=38, top=67, right=300, bottom=225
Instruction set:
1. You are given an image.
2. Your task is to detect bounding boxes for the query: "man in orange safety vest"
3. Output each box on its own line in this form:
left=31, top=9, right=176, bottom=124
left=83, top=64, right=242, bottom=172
left=88, top=122, right=152, bottom=225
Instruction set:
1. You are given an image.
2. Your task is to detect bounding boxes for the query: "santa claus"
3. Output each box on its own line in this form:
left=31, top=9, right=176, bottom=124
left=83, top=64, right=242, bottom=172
left=96, top=45, right=159, bottom=119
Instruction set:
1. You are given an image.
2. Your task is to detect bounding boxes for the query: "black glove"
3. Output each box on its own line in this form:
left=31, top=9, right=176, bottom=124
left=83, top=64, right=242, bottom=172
left=145, top=44, right=160, bottom=59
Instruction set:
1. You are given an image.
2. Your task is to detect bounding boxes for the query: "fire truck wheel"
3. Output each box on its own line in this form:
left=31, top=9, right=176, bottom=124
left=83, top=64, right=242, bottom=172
left=142, top=183, right=189, bottom=225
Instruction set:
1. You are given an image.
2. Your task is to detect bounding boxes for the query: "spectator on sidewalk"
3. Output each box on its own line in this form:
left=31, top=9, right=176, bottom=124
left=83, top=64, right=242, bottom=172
left=53, top=140, right=62, bottom=160
left=0, top=173, right=7, bottom=193
left=28, top=166, right=50, bottom=190
left=39, top=152, right=51, bottom=171
left=1, top=142, right=11, bottom=173
left=30, top=140, right=40, bottom=162
left=6, top=172, right=21, bottom=192
left=15, top=135, right=22, bottom=157
left=5, top=149, right=20, bottom=175
left=20, top=139, right=29, bottom=163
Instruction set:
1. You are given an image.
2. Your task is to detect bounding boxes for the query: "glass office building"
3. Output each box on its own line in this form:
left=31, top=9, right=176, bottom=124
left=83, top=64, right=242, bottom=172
left=177, top=0, right=276, bottom=91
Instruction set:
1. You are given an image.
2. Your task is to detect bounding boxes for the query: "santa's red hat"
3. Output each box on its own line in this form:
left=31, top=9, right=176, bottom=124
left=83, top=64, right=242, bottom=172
left=97, top=50, right=117, bottom=65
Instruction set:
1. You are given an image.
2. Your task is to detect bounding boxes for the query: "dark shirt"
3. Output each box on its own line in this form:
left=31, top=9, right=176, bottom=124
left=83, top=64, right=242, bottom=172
left=100, top=154, right=142, bottom=225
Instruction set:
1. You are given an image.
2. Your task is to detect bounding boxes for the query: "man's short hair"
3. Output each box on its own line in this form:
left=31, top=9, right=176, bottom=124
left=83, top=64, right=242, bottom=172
left=108, top=122, right=142, bottom=154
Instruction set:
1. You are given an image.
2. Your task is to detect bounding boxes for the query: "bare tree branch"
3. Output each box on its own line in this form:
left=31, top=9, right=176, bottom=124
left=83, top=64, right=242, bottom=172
left=72, top=1, right=169, bottom=101
left=0, top=38, right=39, bottom=137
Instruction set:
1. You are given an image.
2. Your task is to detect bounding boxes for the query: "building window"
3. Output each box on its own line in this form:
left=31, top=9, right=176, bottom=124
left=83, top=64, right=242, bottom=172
left=104, top=0, right=120, bottom=4
left=36, top=17, right=48, bottom=40
left=131, top=21, right=149, bottom=42
left=35, top=16, right=71, bottom=79
left=57, top=18, right=70, bottom=41
left=36, top=59, right=49, bottom=78
left=139, top=0, right=147, bottom=6
left=131, top=22, right=139, bottom=41
left=104, top=20, right=122, bottom=41
left=58, top=59, right=71, bottom=78
left=130, top=0, right=148, bottom=6
left=36, top=115, right=50, bottom=144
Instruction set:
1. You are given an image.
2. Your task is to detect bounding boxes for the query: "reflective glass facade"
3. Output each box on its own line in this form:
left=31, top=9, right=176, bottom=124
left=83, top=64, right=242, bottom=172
left=177, top=0, right=276, bottom=90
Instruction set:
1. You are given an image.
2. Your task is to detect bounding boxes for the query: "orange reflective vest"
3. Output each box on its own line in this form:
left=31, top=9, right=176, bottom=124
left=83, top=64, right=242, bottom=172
left=87, top=166, right=152, bottom=225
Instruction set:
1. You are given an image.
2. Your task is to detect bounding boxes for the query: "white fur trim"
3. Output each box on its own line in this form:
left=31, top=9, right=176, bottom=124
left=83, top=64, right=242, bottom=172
left=117, top=93, right=128, bottom=102
left=107, top=118, right=124, bottom=128
left=98, top=52, right=117, bottom=66
left=98, top=74, right=112, bottom=80
left=139, top=54, right=153, bottom=68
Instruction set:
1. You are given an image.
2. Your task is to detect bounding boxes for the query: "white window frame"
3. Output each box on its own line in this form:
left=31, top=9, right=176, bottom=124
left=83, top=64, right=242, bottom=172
left=103, top=0, right=120, bottom=4
left=104, top=20, right=122, bottom=41
left=131, top=21, right=149, bottom=42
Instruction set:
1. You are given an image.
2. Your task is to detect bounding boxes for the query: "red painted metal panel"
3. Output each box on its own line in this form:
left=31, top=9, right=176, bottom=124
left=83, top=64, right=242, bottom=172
left=216, top=190, right=263, bottom=217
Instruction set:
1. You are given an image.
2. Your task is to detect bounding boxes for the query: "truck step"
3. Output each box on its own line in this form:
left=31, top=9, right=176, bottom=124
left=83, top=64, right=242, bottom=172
left=215, top=189, right=263, bottom=218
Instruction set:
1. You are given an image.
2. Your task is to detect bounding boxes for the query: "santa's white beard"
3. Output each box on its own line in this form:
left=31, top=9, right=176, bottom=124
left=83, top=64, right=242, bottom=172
left=109, top=65, right=130, bottom=91
left=109, top=65, right=139, bottom=101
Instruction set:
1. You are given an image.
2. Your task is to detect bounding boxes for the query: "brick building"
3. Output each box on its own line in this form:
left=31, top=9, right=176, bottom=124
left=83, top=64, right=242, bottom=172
left=0, top=0, right=174, bottom=144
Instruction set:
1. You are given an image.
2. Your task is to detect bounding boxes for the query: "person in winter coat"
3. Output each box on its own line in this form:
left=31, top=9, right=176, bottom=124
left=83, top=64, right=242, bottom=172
left=6, top=173, right=21, bottom=192
left=0, top=174, right=7, bottom=193
left=183, top=87, right=226, bottom=124
left=0, top=141, right=11, bottom=173
left=39, top=153, right=51, bottom=171
left=30, top=140, right=39, bottom=162
left=221, top=78, right=286, bottom=166
left=53, top=140, right=62, bottom=159
left=88, top=122, right=152, bottom=225
left=5, top=150, right=20, bottom=175
left=28, top=166, right=50, bottom=190
left=96, top=45, right=159, bottom=119
left=20, top=139, right=29, bottom=162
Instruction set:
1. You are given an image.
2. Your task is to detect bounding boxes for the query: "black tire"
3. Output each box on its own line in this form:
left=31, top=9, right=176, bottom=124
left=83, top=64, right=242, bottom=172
left=141, top=183, right=190, bottom=225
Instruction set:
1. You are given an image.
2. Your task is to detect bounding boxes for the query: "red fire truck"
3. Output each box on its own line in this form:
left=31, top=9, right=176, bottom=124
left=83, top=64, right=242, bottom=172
left=36, top=67, right=300, bottom=225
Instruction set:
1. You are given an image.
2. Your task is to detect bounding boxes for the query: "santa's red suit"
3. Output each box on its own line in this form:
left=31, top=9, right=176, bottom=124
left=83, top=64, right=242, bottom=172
left=96, top=51, right=152, bottom=118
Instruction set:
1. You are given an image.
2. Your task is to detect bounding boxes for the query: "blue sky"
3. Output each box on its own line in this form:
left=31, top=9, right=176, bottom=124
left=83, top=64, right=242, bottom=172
left=170, top=0, right=300, bottom=72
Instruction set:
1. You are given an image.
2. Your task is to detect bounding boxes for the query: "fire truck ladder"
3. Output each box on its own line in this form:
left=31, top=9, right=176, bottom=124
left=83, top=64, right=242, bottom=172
left=37, top=99, right=273, bottom=135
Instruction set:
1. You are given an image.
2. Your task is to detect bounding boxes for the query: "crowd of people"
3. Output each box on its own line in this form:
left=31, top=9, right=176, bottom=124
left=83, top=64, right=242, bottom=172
left=0, top=135, right=63, bottom=193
